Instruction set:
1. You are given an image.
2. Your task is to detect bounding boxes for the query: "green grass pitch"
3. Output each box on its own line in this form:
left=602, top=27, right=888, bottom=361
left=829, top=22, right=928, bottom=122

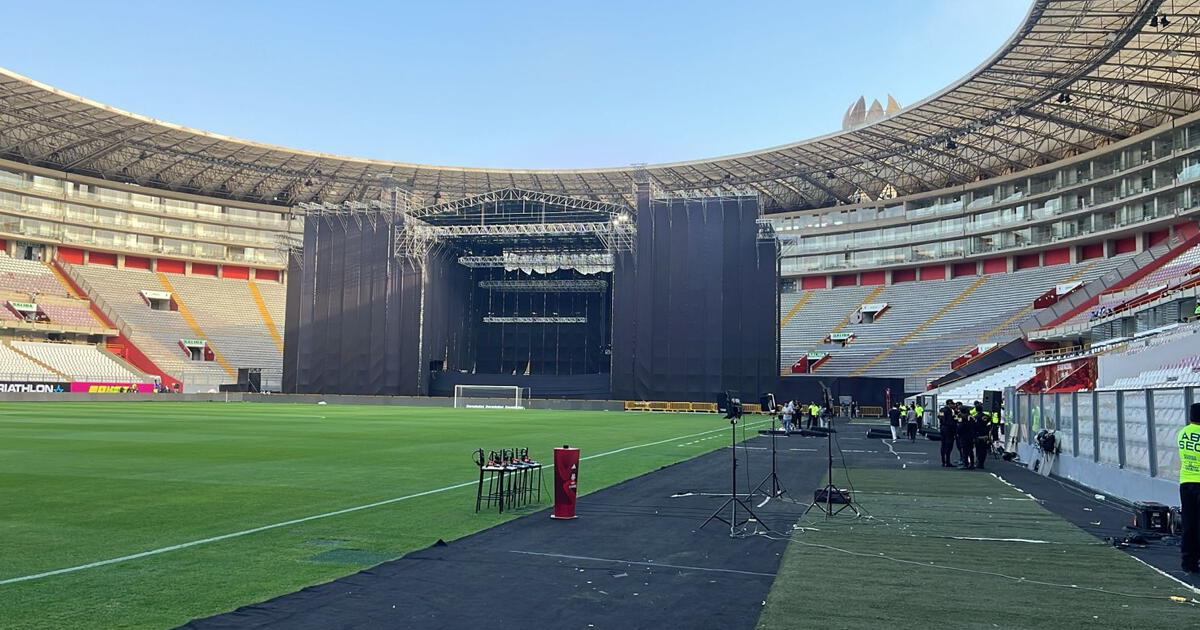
left=757, top=468, right=1198, bottom=629
left=0, top=402, right=756, bottom=630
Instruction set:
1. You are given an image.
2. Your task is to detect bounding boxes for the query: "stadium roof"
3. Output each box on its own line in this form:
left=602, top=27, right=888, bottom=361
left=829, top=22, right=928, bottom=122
left=0, top=0, right=1195, bottom=213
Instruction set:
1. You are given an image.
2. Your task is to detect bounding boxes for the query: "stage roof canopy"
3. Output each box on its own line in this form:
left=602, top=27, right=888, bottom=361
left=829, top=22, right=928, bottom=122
left=0, top=0, right=1195, bottom=212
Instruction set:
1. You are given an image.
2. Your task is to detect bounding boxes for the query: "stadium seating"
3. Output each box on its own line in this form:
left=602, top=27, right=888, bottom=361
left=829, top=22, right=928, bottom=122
left=10, top=341, right=146, bottom=382
left=0, top=253, right=70, bottom=296
left=1092, top=321, right=1200, bottom=389
left=0, top=341, right=60, bottom=380
left=162, top=274, right=283, bottom=389
left=1057, top=241, right=1200, bottom=326
left=1112, top=241, right=1200, bottom=297
left=929, top=361, right=1037, bottom=405
left=69, top=265, right=231, bottom=390
left=67, top=264, right=284, bottom=390
left=1107, top=366, right=1200, bottom=389
left=779, top=285, right=875, bottom=369
left=781, top=255, right=1132, bottom=391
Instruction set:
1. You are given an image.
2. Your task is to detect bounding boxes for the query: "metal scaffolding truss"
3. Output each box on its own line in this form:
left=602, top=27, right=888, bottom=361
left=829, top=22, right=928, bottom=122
left=410, top=187, right=628, bottom=221
left=479, top=279, right=609, bottom=292
left=394, top=188, right=635, bottom=263
left=756, top=218, right=777, bottom=242
left=396, top=220, right=633, bottom=255
left=482, top=316, right=588, bottom=324
left=458, top=251, right=615, bottom=273
left=275, top=232, right=304, bottom=269
left=297, top=185, right=417, bottom=230
left=0, top=1, right=1195, bottom=213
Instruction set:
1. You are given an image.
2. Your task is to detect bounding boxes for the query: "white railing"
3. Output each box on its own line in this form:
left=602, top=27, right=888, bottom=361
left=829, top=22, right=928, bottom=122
left=1013, top=386, right=1195, bottom=492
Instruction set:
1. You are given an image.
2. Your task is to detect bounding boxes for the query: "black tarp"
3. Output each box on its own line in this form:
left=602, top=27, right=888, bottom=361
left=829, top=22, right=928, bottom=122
left=284, top=216, right=424, bottom=395
left=610, top=186, right=777, bottom=402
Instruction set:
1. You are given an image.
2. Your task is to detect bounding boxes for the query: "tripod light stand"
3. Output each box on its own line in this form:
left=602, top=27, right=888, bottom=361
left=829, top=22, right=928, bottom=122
left=701, top=399, right=772, bottom=536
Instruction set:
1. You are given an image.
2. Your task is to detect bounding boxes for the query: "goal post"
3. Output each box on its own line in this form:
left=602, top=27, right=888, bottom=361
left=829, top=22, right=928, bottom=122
left=453, top=385, right=530, bottom=409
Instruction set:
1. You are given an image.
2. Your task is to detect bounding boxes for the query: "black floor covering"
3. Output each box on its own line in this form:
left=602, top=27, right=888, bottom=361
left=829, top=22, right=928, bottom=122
left=989, top=460, right=1199, bottom=587
left=180, top=422, right=919, bottom=630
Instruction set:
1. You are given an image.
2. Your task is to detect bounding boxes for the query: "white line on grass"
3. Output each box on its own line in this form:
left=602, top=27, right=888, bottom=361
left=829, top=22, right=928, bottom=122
left=1127, top=554, right=1200, bottom=595
left=0, top=419, right=767, bottom=586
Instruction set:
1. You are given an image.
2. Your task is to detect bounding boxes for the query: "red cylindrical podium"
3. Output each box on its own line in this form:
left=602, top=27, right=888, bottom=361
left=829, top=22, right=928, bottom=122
left=551, top=445, right=579, bottom=519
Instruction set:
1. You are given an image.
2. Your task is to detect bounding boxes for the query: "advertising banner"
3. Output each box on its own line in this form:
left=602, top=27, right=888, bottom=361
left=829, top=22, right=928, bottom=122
left=0, top=382, right=67, bottom=393
left=69, top=382, right=154, bottom=394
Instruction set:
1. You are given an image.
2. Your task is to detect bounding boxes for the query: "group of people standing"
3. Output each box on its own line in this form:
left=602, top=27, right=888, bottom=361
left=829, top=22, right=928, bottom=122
left=937, top=399, right=1002, bottom=470
left=779, top=399, right=827, bottom=433
left=887, top=402, right=924, bottom=441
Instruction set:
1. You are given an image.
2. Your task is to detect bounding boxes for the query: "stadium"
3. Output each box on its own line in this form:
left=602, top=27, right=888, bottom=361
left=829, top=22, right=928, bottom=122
left=3, top=0, right=1200, bottom=628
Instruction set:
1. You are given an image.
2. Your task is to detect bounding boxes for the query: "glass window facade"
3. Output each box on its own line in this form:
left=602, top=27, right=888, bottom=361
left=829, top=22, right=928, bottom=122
left=771, top=120, right=1200, bottom=275
left=0, top=162, right=294, bottom=266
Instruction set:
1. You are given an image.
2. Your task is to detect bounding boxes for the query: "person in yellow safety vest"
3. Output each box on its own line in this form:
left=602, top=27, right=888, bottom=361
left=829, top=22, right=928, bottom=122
left=809, top=402, right=821, bottom=429
left=1032, top=405, right=1041, bottom=433
left=1194, top=302, right=1200, bottom=318
left=1178, top=402, right=1200, bottom=574
left=915, top=403, right=925, bottom=429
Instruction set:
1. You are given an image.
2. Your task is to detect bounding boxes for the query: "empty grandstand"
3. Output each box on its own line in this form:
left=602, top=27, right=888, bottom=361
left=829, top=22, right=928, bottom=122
left=0, top=0, right=1193, bottom=400
left=65, top=263, right=282, bottom=392
left=781, top=253, right=1134, bottom=391
left=3, top=3, right=1200, bottom=630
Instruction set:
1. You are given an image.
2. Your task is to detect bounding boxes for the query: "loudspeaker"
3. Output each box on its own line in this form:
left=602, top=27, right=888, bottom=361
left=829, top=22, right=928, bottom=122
left=983, top=390, right=1002, bottom=413
left=1132, top=502, right=1171, bottom=533
left=814, top=487, right=852, bottom=504
left=236, top=368, right=262, bottom=393
left=759, top=393, right=776, bottom=413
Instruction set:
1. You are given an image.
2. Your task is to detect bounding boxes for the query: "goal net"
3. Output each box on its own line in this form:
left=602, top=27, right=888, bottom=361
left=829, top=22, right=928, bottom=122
left=453, top=385, right=530, bottom=409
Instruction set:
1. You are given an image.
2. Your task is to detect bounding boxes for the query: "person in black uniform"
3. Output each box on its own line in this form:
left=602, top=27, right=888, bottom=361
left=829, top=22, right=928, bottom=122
left=957, top=402, right=975, bottom=469
left=939, top=399, right=958, bottom=467
left=973, top=401, right=993, bottom=470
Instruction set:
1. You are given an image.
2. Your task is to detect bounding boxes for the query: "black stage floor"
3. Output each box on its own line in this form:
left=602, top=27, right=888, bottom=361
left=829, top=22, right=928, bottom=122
left=180, top=423, right=917, bottom=630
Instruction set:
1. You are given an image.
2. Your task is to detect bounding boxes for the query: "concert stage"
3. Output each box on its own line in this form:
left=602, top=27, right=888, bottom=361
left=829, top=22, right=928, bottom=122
left=283, top=184, right=777, bottom=401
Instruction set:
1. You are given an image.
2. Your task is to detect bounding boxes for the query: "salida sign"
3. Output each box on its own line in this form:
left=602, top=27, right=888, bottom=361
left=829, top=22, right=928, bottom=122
left=0, top=382, right=68, bottom=393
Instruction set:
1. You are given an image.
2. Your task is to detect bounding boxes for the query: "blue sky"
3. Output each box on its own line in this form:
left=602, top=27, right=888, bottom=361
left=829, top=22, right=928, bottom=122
left=1, top=0, right=1030, bottom=169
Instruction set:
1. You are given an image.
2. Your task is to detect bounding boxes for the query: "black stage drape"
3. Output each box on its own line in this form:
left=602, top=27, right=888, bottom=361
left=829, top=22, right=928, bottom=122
left=284, top=216, right=426, bottom=395
left=611, top=186, right=777, bottom=402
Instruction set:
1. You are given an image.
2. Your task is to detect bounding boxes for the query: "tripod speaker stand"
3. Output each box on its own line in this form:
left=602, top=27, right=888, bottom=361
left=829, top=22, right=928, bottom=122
left=701, top=415, right=772, bottom=536
left=803, top=414, right=861, bottom=518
